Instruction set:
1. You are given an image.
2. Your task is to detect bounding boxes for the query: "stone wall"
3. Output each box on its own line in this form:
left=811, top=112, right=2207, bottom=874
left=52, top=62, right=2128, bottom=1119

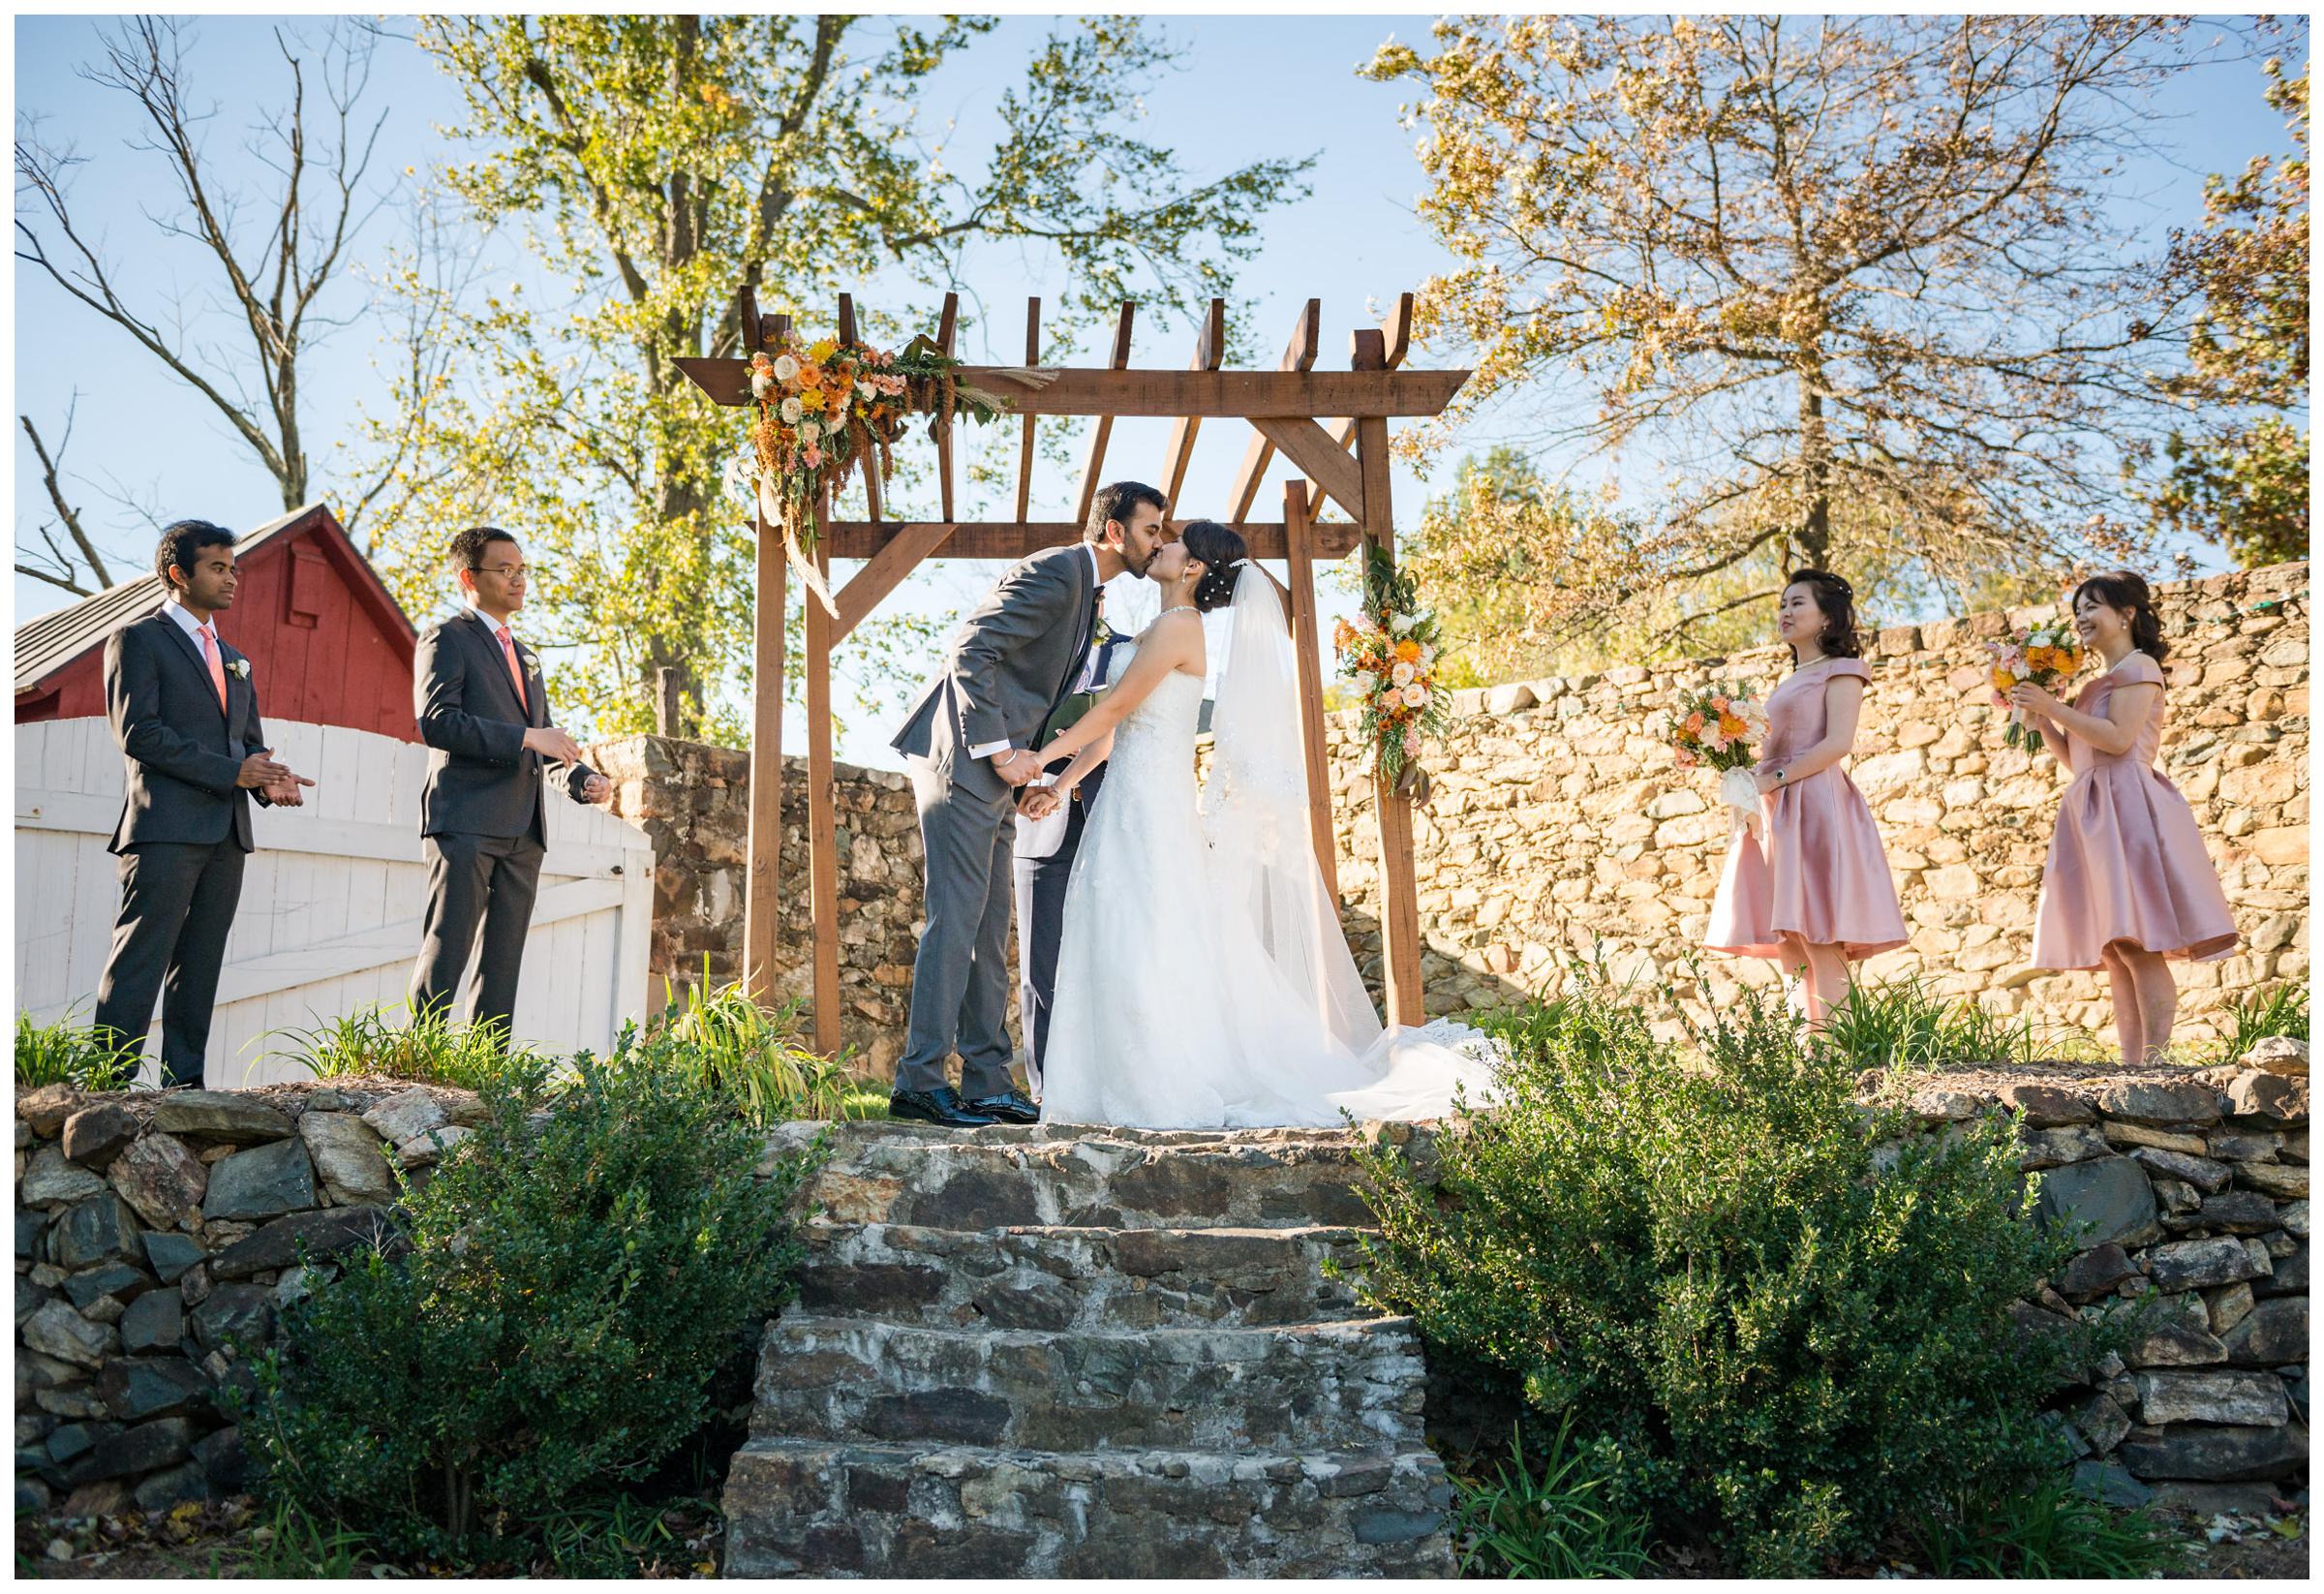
left=594, top=563, right=2305, bottom=1070
left=14, top=1080, right=476, bottom=1517
left=1333, top=560, right=2309, bottom=1038
left=16, top=1055, right=2308, bottom=1518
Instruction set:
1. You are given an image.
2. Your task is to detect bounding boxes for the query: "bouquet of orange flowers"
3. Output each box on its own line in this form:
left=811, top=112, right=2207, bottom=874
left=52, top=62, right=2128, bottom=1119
left=1333, top=551, right=1446, bottom=793
left=1666, top=681, right=1769, bottom=837
left=726, top=332, right=1009, bottom=612
left=1987, top=622, right=2083, bottom=751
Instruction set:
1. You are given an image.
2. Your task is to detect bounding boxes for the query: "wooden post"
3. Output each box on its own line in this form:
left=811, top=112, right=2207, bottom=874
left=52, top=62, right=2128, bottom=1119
left=1352, top=328, right=1425, bottom=1027
left=1281, top=480, right=1339, bottom=903
left=741, top=506, right=788, bottom=1006
left=1015, top=297, right=1039, bottom=522
left=804, top=492, right=842, bottom=1058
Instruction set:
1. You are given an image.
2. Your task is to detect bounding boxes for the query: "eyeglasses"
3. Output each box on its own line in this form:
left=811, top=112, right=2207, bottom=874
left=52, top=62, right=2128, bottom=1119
left=471, top=564, right=530, bottom=580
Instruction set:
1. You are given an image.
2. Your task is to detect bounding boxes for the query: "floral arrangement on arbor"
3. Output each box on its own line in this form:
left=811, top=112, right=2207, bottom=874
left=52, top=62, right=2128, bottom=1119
left=1666, top=681, right=1769, bottom=838
left=1986, top=622, right=2083, bottom=751
left=1334, top=550, right=1447, bottom=796
left=725, top=332, right=1017, bottom=612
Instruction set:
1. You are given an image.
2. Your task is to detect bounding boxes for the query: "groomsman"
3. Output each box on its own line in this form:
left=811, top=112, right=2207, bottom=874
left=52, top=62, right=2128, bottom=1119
left=407, top=527, right=610, bottom=1040
left=92, top=520, right=315, bottom=1088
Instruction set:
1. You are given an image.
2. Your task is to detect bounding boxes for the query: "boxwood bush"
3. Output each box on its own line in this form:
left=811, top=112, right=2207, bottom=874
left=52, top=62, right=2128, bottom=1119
left=239, top=1023, right=818, bottom=1555
left=1351, top=975, right=2115, bottom=1575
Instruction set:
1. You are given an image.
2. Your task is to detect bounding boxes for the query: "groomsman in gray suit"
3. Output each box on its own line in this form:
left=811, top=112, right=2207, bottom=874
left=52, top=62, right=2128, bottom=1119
left=890, top=481, right=1174, bottom=1126
left=407, top=526, right=610, bottom=1041
left=93, top=519, right=316, bottom=1088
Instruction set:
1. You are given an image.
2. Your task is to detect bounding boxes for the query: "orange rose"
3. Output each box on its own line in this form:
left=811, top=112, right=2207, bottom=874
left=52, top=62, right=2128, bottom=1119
left=1990, top=666, right=2017, bottom=692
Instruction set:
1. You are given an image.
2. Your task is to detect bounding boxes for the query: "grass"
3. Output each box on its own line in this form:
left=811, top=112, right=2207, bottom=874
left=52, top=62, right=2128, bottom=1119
left=1907, top=1471, right=2182, bottom=1578
left=642, top=978, right=861, bottom=1124
left=15, top=1008, right=140, bottom=1092
left=1449, top=1419, right=1654, bottom=1579
left=272, top=1001, right=544, bottom=1092
left=1816, top=972, right=2054, bottom=1069
left=2214, top=981, right=2309, bottom=1060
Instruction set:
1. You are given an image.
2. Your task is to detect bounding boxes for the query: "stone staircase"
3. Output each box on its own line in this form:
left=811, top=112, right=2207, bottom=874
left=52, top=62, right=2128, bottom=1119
left=720, top=1121, right=1455, bottom=1579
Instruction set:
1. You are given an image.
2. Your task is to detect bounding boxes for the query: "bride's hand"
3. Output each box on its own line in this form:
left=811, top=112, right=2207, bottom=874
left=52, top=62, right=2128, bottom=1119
left=1019, top=786, right=1062, bottom=820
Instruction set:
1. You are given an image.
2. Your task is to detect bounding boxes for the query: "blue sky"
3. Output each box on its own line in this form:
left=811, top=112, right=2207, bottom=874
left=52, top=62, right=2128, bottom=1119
left=11, top=15, right=2300, bottom=766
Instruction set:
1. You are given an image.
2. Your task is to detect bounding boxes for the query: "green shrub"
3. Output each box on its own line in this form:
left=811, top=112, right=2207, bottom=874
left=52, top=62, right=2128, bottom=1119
left=274, top=1001, right=542, bottom=1092
left=1908, top=1469, right=2181, bottom=1578
left=643, top=978, right=857, bottom=1124
left=2216, top=982, right=2309, bottom=1059
left=240, top=1026, right=819, bottom=1556
left=15, top=1008, right=139, bottom=1091
left=1451, top=1417, right=1653, bottom=1578
left=1351, top=973, right=2106, bottom=1576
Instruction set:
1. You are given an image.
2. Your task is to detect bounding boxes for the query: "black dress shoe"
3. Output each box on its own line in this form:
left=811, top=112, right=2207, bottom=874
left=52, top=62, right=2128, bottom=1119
left=963, top=1089, right=1039, bottom=1125
left=889, top=1086, right=998, bottom=1127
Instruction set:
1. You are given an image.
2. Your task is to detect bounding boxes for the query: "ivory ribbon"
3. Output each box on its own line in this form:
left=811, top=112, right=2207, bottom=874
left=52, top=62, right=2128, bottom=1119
left=1719, top=765, right=1764, bottom=841
left=759, top=478, right=839, bottom=619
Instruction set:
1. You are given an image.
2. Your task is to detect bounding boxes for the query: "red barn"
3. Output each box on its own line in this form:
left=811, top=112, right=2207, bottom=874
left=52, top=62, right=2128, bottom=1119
left=14, top=503, right=420, bottom=740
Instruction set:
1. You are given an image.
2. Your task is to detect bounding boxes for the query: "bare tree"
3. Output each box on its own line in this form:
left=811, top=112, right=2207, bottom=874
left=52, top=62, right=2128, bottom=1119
left=15, top=15, right=390, bottom=517
left=15, top=398, right=125, bottom=596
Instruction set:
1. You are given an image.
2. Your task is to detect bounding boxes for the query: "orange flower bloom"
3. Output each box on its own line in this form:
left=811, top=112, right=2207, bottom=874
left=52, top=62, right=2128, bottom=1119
left=1395, top=639, right=1422, bottom=664
left=1990, top=666, right=2017, bottom=692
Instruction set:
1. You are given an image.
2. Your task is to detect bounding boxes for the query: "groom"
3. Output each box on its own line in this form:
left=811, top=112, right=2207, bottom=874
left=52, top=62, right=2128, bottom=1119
left=889, top=480, right=1173, bottom=1126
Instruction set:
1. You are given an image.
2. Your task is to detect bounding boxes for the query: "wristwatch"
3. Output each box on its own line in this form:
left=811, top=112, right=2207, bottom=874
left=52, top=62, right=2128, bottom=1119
left=1774, top=768, right=1789, bottom=784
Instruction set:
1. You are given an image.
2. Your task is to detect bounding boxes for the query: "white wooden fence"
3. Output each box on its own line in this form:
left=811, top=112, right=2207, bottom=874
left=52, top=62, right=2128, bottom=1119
left=15, top=718, right=655, bottom=1088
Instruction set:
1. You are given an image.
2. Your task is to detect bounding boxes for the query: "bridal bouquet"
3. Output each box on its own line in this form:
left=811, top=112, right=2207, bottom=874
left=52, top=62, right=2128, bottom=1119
left=725, top=331, right=1015, bottom=612
left=1986, top=622, right=2082, bottom=751
left=1334, top=550, right=1446, bottom=796
left=1666, top=682, right=1769, bottom=838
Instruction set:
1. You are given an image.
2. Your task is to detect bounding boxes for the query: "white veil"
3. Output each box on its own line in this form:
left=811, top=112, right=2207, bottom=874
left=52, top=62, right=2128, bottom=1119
left=1199, top=563, right=1387, bottom=1055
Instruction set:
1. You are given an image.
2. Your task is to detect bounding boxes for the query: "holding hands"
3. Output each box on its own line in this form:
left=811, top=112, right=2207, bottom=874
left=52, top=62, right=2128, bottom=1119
left=991, top=748, right=1045, bottom=787
left=1018, top=781, right=1065, bottom=821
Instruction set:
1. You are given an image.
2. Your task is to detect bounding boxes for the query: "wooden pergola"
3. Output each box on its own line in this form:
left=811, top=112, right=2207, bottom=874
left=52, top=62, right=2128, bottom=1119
left=678, top=289, right=1469, bottom=1056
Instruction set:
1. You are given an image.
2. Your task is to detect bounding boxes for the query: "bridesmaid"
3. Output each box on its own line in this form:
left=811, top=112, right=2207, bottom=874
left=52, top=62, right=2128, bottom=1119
left=2010, top=570, right=2237, bottom=1063
left=1706, top=569, right=1908, bottom=1029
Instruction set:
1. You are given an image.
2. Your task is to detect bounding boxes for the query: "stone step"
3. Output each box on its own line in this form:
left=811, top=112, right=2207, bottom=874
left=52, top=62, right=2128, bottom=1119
left=797, top=1221, right=1375, bottom=1331
left=769, top=1119, right=1433, bottom=1232
left=721, top=1436, right=1456, bottom=1579
left=753, top=1314, right=1428, bottom=1455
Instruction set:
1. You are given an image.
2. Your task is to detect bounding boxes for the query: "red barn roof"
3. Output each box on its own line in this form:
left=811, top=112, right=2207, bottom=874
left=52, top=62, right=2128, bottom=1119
left=14, top=503, right=421, bottom=742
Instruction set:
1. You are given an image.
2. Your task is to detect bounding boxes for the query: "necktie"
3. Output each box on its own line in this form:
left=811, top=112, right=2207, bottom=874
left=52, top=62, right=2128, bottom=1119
left=496, top=626, right=530, bottom=713
left=198, top=624, right=229, bottom=714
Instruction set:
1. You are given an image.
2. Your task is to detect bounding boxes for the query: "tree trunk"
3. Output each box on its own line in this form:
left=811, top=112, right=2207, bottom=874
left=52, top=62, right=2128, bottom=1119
left=1796, top=365, right=1833, bottom=570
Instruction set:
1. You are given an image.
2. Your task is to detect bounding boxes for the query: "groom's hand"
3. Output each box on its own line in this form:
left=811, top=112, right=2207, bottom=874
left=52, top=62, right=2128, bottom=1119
left=1019, top=785, right=1062, bottom=820
left=990, top=748, right=1041, bottom=786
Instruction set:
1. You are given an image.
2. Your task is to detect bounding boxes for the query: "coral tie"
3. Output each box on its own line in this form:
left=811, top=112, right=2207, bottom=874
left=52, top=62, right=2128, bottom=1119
left=199, top=625, right=228, bottom=715
left=497, top=626, right=529, bottom=713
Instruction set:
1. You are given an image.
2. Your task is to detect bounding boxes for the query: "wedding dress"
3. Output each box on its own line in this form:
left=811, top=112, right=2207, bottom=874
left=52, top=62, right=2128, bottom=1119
left=1039, top=566, right=1501, bottom=1128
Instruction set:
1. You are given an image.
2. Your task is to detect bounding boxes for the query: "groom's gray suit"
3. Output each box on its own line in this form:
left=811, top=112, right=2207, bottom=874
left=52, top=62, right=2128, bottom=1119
left=892, top=543, right=1100, bottom=1097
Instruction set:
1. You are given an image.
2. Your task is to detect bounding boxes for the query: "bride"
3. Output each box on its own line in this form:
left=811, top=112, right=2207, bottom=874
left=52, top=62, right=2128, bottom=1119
left=1024, top=519, right=1500, bottom=1128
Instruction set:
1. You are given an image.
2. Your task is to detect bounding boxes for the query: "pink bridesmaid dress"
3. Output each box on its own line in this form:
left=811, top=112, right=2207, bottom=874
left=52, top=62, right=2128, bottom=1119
left=2031, top=652, right=2237, bottom=969
left=1706, top=657, right=1908, bottom=962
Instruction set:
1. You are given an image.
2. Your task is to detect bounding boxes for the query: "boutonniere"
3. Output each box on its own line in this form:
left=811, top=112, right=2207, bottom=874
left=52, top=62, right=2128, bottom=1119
left=1090, top=619, right=1115, bottom=651
left=517, top=649, right=539, bottom=674
left=228, top=659, right=252, bottom=681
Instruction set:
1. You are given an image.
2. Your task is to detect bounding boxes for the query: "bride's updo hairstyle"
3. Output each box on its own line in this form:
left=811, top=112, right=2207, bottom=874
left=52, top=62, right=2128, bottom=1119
left=1180, top=520, right=1248, bottom=613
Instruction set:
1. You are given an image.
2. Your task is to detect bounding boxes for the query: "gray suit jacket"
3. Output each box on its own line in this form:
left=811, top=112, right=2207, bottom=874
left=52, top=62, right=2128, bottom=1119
left=892, top=544, right=1098, bottom=801
left=104, top=610, right=274, bottom=854
left=413, top=608, right=598, bottom=841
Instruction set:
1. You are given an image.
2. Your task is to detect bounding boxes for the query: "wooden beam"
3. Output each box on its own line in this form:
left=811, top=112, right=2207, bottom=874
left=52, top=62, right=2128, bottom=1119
left=832, top=519, right=959, bottom=643
left=1159, top=297, right=1227, bottom=506
left=1304, top=292, right=1416, bottom=513
left=1072, top=302, right=1137, bottom=529
left=1248, top=415, right=1365, bottom=523
left=837, top=294, right=881, bottom=524
left=675, top=359, right=1468, bottom=418
left=935, top=291, right=959, bottom=522
left=1227, top=299, right=1321, bottom=519
left=742, top=506, right=788, bottom=1005
left=818, top=520, right=1362, bottom=561
left=1015, top=298, right=1039, bottom=522
left=1282, top=480, right=1339, bottom=904
left=1352, top=328, right=1424, bottom=1028
left=803, top=503, right=841, bottom=1057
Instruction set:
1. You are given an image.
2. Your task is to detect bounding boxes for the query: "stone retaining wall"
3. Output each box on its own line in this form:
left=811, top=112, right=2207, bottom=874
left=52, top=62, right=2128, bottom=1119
left=13, top=1080, right=477, bottom=1517
left=15, top=1053, right=2309, bottom=1518
left=595, top=564, right=2305, bottom=1071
